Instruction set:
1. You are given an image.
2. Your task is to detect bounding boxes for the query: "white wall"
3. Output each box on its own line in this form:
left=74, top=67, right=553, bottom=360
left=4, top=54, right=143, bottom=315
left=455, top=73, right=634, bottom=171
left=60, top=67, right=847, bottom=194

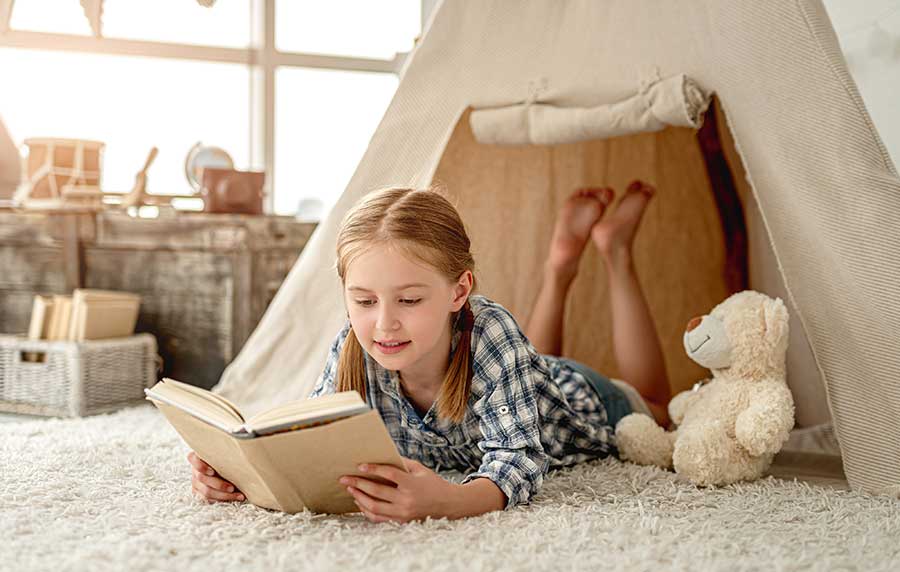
left=824, top=0, right=900, bottom=168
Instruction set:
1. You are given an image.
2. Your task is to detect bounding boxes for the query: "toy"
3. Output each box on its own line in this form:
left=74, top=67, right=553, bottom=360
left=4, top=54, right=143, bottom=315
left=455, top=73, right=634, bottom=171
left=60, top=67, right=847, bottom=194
left=615, top=290, right=795, bottom=485
left=121, top=147, right=158, bottom=209
left=14, top=137, right=105, bottom=210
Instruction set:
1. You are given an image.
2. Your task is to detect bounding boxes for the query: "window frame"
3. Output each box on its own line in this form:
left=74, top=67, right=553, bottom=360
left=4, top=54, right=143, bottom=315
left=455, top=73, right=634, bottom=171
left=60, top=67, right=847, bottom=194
left=0, top=0, right=430, bottom=213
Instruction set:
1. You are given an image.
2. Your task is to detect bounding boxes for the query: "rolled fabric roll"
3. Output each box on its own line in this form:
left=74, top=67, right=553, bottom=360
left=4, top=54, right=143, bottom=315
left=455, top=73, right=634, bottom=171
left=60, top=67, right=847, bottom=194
left=470, top=74, right=711, bottom=146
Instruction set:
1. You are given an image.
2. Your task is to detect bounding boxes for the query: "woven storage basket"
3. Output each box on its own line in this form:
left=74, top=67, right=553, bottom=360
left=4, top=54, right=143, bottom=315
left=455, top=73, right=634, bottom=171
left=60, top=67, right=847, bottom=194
left=0, top=333, right=158, bottom=417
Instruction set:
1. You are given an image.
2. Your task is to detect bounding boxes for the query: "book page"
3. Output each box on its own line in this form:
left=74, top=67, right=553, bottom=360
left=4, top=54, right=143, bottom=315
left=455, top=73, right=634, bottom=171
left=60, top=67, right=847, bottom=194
left=146, top=379, right=245, bottom=433
left=244, top=391, right=365, bottom=431
left=159, top=378, right=245, bottom=422
left=246, top=404, right=371, bottom=437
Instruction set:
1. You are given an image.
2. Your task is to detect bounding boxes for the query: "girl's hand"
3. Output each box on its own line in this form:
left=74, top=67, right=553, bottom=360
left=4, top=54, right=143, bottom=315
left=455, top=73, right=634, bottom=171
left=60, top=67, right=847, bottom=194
left=187, top=451, right=245, bottom=503
left=339, top=457, right=456, bottom=523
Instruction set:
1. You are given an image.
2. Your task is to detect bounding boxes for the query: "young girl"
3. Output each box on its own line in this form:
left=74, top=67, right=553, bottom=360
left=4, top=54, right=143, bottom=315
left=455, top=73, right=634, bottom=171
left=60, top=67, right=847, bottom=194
left=188, top=182, right=671, bottom=522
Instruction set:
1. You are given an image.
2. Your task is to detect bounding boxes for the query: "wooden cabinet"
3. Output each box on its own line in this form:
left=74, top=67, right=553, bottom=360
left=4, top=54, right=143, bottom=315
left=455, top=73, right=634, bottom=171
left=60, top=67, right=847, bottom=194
left=0, top=211, right=315, bottom=389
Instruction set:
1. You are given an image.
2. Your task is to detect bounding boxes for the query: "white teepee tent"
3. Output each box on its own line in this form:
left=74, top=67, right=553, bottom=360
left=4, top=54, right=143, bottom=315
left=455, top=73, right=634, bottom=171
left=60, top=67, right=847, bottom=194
left=216, top=0, right=900, bottom=496
left=0, top=116, right=20, bottom=198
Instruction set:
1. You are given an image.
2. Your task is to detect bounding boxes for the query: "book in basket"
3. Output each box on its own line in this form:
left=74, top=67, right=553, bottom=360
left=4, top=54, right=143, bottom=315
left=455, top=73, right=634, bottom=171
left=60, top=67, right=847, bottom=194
left=145, top=378, right=405, bottom=515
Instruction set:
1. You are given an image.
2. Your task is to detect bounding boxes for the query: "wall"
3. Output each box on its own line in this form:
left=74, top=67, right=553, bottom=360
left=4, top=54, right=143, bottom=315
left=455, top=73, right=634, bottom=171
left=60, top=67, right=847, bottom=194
left=824, top=0, right=900, bottom=167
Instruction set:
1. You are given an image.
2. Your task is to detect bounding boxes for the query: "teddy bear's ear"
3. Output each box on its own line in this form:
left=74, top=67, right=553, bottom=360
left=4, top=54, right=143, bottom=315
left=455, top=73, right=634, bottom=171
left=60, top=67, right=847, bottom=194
left=763, top=297, right=790, bottom=354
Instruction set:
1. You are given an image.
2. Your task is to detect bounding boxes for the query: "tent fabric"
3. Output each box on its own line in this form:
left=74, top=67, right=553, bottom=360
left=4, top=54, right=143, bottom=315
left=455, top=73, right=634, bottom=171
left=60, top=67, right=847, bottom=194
left=215, top=0, right=900, bottom=496
left=0, top=116, right=20, bottom=198
left=469, top=74, right=710, bottom=145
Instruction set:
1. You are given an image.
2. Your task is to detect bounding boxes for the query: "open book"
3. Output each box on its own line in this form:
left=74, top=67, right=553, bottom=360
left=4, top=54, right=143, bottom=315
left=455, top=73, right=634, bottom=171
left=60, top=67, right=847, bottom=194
left=145, top=378, right=405, bottom=514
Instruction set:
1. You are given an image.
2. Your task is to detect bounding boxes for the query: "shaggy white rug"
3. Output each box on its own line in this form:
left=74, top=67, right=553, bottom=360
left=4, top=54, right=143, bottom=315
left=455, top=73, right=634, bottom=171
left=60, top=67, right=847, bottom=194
left=3, top=405, right=899, bottom=572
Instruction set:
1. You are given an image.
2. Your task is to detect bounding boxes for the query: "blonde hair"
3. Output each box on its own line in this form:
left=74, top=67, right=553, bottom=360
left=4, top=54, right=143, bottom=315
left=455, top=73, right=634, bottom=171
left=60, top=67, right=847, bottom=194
left=335, top=187, right=477, bottom=423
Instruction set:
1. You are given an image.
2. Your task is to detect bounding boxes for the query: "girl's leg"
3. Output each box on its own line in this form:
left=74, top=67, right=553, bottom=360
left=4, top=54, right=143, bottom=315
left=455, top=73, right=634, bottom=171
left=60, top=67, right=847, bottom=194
left=592, top=181, right=671, bottom=426
left=525, top=188, right=613, bottom=356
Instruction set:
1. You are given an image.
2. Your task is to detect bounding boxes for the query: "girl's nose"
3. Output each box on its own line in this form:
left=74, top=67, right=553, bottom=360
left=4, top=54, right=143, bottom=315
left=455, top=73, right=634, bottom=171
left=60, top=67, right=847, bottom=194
left=376, top=307, right=399, bottom=330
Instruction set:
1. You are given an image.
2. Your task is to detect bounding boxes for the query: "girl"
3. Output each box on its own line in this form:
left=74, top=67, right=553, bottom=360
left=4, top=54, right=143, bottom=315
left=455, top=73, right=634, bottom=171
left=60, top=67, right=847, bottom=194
left=188, top=182, right=671, bottom=522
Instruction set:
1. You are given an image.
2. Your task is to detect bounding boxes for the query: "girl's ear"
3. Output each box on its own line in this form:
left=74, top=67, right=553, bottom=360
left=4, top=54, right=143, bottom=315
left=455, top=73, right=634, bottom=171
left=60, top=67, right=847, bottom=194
left=340, top=291, right=350, bottom=318
left=451, top=270, right=474, bottom=310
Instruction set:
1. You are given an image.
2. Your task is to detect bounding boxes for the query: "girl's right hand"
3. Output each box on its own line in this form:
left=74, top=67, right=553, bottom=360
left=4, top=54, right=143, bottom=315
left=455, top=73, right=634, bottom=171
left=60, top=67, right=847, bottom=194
left=187, top=451, right=245, bottom=503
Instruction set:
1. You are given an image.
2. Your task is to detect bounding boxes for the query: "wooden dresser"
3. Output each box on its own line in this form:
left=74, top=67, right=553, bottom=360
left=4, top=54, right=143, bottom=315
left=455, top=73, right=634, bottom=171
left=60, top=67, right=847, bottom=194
left=0, top=210, right=316, bottom=389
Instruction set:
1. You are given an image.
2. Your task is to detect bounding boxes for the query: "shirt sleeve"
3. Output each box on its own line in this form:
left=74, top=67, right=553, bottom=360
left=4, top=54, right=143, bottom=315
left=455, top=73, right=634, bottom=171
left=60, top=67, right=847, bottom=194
left=460, top=306, right=550, bottom=509
left=308, top=321, right=352, bottom=399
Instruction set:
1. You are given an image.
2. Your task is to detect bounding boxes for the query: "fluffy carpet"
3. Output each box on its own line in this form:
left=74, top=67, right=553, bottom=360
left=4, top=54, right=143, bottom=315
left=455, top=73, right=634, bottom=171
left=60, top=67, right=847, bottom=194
left=3, top=405, right=899, bottom=572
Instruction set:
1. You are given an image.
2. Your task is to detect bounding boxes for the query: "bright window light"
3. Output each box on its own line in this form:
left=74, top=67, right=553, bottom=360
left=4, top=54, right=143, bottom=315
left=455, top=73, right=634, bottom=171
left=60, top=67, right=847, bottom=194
left=102, top=0, right=252, bottom=48
left=1, top=2, right=422, bottom=219
left=9, top=0, right=92, bottom=35
left=0, top=48, right=250, bottom=196
left=276, top=0, right=420, bottom=59
left=275, top=68, right=398, bottom=217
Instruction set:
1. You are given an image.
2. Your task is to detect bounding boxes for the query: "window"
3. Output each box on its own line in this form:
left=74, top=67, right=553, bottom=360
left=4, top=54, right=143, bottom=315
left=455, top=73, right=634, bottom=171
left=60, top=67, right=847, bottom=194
left=0, top=0, right=424, bottom=218
left=9, top=0, right=92, bottom=35
left=103, top=0, right=252, bottom=48
left=276, top=1, right=420, bottom=59
left=0, top=48, right=250, bottom=197
left=275, top=67, right=397, bottom=216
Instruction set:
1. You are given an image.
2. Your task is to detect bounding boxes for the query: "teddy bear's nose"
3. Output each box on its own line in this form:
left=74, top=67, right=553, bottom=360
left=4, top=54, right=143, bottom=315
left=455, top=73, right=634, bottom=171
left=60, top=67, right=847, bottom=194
left=686, top=316, right=702, bottom=332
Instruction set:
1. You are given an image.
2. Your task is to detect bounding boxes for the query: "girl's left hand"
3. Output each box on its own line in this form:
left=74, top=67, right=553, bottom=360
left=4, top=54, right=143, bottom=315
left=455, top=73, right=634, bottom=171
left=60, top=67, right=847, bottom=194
left=339, top=457, right=455, bottom=523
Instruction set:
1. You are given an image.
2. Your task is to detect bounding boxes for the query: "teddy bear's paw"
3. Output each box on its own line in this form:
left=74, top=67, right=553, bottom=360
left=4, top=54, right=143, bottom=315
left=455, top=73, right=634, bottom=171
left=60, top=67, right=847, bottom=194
left=735, top=392, right=794, bottom=457
left=668, top=388, right=701, bottom=426
left=615, top=413, right=674, bottom=469
left=672, top=422, right=771, bottom=485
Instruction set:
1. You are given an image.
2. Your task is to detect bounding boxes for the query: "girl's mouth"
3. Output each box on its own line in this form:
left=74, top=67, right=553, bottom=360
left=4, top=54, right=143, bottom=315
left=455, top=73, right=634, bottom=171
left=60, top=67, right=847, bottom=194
left=374, top=340, right=411, bottom=355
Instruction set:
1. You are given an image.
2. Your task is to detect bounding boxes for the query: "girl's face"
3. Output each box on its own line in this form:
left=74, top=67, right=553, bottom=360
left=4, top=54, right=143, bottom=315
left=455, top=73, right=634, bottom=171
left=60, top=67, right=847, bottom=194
left=343, top=242, right=471, bottom=380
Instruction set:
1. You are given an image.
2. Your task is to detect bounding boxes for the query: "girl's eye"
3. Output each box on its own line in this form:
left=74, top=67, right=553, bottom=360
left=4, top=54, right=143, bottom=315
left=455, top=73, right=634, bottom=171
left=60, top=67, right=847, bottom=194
left=355, top=299, right=376, bottom=307
left=400, top=298, right=422, bottom=305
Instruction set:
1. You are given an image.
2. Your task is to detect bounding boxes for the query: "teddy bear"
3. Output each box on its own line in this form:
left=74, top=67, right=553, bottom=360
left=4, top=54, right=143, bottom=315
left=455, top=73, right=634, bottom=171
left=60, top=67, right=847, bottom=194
left=614, top=290, right=795, bottom=486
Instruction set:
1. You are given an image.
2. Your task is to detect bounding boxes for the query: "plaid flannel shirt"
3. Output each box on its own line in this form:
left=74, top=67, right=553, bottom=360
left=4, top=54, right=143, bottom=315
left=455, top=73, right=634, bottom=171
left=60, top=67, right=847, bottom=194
left=309, top=295, right=615, bottom=509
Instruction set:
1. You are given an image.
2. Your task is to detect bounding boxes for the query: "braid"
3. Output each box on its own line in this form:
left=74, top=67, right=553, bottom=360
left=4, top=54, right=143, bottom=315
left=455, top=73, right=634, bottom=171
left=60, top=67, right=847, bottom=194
left=336, top=326, right=368, bottom=401
left=436, top=299, right=474, bottom=423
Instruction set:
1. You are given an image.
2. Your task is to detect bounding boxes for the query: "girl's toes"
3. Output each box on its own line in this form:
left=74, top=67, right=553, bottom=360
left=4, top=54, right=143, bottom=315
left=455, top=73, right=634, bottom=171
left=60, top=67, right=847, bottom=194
left=628, top=180, right=655, bottom=198
left=597, top=187, right=615, bottom=205
left=590, top=182, right=655, bottom=258
left=548, top=187, right=611, bottom=273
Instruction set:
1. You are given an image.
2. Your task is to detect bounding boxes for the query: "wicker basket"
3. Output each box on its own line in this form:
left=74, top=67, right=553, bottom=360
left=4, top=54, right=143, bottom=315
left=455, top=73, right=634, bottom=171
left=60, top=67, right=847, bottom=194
left=0, top=333, right=158, bottom=417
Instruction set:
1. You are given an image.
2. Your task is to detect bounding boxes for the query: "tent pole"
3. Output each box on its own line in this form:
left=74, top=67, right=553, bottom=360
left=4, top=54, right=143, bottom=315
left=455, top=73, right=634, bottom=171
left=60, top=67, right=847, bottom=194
left=696, top=98, right=748, bottom=293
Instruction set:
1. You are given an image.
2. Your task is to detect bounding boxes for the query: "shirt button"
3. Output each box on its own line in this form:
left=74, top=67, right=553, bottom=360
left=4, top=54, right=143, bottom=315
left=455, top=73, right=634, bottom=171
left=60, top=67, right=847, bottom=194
left=498, top=405, right=510, bottom=415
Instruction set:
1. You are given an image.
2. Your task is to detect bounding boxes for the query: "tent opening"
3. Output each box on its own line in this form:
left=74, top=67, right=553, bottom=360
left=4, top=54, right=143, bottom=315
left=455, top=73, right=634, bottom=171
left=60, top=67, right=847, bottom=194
left=430, top=98, right=829, bottom=426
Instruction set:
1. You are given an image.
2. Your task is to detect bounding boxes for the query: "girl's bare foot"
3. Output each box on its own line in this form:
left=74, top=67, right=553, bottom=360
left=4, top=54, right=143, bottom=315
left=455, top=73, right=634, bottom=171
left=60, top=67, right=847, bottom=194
left=548, top=187, right=614, bottom=279
left=591, top=180, right=655, bottom=265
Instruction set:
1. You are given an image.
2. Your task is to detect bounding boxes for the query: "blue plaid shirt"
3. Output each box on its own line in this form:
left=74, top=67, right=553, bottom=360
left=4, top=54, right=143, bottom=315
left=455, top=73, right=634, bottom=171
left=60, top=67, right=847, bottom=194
left=309, top=295, right=615, bottom=508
